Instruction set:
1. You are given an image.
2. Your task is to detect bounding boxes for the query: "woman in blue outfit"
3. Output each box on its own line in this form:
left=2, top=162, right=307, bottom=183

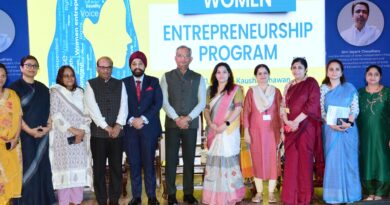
left=9, top=55, right=56, bottom=205
left=320, top=59, right=361, bottom=204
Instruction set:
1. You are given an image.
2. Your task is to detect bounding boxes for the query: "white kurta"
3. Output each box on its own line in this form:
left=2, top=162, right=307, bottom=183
left=340, top=24, right=381, bottom=46
left=49, top=84, right=93, bottom=190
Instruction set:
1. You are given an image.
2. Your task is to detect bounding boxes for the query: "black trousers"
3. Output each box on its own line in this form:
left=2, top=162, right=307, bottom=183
left=165, top=128, right=197, bottom=195
left=91, top=137, right=123, bottom=205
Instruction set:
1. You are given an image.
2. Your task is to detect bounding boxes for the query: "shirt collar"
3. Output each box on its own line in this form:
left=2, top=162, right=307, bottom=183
left=133, top=74, right=144, bottom=83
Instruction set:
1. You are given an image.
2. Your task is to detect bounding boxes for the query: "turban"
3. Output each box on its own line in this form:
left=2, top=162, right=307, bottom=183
left=129, top=51, right=147, bottom=67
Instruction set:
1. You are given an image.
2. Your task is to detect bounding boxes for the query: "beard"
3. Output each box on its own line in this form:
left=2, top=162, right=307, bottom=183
left=132, top=68, right=144, bottom=77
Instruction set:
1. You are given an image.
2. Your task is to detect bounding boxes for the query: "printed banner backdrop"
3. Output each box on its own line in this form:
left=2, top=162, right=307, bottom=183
left=178, top=0, right=296, bottom=14
left=150, top=0, right=325, bottom=90
left=0, top=0, right=29, bottom=86
left=23, top=0, right=325, bottom=92
left=43, top=0, right=138, bottom=88
left=326, top=0, right=390, bottom=88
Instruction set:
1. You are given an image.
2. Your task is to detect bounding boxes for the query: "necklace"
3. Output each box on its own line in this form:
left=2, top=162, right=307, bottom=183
left=366, top=85, right=381, bottom=94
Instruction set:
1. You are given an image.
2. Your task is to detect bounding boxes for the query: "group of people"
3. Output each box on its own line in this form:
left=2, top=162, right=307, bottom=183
left=0, top=45, right=388, bottom=205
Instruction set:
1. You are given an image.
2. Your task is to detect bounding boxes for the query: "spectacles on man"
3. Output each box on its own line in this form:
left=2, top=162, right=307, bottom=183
left=97, top=65, right=113, bottom=70
left=176, top=54, right=191, bottom=59
left=24, top=63, right=39, bottom=69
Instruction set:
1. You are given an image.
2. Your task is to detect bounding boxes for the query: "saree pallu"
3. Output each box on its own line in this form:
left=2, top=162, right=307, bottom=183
left=0, top=89, right=22, bottom=204
left=239, top=137, right=253, bottom=179
left=239, top=87, right=253, bottom=180
left=203, top=86, right=246, bottom=205
left=322, top=83, right=361, bottom=203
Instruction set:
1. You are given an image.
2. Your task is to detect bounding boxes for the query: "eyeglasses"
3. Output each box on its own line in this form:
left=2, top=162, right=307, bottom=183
left=24, top=63, right=39, bottom=69
left=176, top=54, right=191, bottom=59
left=63, top=74, right=75, bottom=78
left=97, top=65, right=113, bottom=70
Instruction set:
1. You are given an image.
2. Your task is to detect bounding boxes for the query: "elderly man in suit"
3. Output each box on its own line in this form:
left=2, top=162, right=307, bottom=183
left=123, top=51, right=162, bottom=205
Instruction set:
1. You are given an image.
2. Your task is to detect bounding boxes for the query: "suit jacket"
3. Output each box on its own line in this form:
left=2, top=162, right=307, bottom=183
left=122, top=75, right=163, bottom=138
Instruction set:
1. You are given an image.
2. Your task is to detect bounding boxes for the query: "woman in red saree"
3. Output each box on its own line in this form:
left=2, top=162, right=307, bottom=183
left=280, top=58, right=324, bottom=205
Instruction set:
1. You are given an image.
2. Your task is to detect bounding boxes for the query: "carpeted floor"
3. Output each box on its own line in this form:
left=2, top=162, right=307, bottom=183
left=75, top=175, right=389, bottom=205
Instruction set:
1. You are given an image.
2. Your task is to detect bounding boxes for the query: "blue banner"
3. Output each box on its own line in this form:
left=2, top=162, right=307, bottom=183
left=326, top=0, right=390, bottom=88
left=179, top=0, right=296, bottom=14
left=0, top=0, right=29, bottom=86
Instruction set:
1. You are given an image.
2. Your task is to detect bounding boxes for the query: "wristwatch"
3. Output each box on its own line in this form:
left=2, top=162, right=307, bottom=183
left=347, top=120, right=354, bottom=127
left=225, top=121, right=230, bottom=126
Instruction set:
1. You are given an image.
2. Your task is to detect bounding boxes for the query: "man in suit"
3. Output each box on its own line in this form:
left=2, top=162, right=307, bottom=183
left=123, top=51, right=162, bottom=205
left=84, top=56, right=128, bottom=205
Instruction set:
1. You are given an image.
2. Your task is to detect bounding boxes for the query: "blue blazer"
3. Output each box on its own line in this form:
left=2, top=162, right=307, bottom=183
left=122, top=75, right=163, bottom=138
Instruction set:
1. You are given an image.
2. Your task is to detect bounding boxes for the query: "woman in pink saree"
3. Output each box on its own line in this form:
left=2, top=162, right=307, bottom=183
left=280, top=58, right=324, bottom=205
left=202, top=62, right=245, bottom=205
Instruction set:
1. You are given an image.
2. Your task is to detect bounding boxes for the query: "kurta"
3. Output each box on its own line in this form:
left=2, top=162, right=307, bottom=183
left=243, top=86, right=282, bottom=180
left=357, top=87, right=390, bottom=196
left=0, top=89, right=22, bottom=204
left=202, top=85, right=246, bottom=205
left=281, top=77, right=324, bottom=205
left=321, top=83, right=361, bottom=203
left=9, top=79, right=56, bottom=205
left=49, top=84, right=93, bottom=190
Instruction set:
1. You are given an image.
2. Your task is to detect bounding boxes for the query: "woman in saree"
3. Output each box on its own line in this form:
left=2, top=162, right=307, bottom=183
left=280, top=57, right=324, bottom=205
left=357, top=65, right=390, bottom=200
left=9, top=55, right=56, bottom=205
left=0, top=63, right=22, bottom=204
left=49, top=65, right=93, bottom=205
left=202, top=62, right=246, bottom=205
left=320, top=59, right=361, bottom=203
left=243, top=64, right=282, bottom=203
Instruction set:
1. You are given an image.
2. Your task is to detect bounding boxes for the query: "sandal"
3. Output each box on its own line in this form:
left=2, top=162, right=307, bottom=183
left=268, top=192, right=277, bottom=203
left=364, top=195, right=375, bottom=201
left=251, top=192, right=262, bottom=203
left=374, top=196, right=382, bottom=200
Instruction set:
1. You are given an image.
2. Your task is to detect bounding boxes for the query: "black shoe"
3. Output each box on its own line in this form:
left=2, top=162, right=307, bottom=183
left=148, top=197, right=160, bottom=205
left=168, top=194, right=178, bottom=205
left=183, top=194, right=199, bottom=204
left=128, top=197, right=142, bottom=205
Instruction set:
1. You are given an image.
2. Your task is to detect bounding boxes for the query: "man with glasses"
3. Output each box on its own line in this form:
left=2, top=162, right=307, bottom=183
left=84, top=56, right=128, bottom=205
left=9, top=55, right=56, bottom=205
left=161, top=45, right=206, bottom=205
left=340, top=1, right=381, bottom=46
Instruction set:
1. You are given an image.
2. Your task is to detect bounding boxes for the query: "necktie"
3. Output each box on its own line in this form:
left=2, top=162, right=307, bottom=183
left=136, top=80, right=141, bottom=103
